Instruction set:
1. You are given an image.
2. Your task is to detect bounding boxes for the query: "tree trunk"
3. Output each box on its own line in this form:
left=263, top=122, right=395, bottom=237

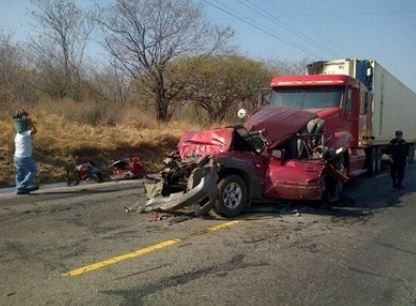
left=63, top=47, right=69, bottom=98
left=155, top=92, right=169, bottom=121
left=154, top=70, right=170, bottom=121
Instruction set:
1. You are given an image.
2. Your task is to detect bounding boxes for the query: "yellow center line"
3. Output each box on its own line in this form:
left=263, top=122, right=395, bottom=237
left=63, top=220, right=242, bottom=277
left=208, top=220, right=241, bottom=232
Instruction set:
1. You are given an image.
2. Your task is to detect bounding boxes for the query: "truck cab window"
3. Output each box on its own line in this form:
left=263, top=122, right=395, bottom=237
left=345, top=88, right=353, bottom=113
left=270, top=86, right=344, bottom=109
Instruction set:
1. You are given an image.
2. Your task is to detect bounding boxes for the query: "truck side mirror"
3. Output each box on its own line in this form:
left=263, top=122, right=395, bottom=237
left=272, top=149, right=284, bottom=159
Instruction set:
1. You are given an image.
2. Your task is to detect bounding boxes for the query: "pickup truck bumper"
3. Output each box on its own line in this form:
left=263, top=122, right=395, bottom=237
left=144, top=165, right=218, bottom=216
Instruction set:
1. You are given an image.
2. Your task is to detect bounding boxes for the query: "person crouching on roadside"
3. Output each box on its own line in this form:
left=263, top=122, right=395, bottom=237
left=13, top=110, right=39, bottom=195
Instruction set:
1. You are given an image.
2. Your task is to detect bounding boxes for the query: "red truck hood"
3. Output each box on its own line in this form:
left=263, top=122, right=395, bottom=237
left=178, top=128, right=235, bottom=158
left=178, top=106, right=318, bottom=158
left=305, top=107, right=340, bottom=120
left=245, top=106, right=316, bottom=147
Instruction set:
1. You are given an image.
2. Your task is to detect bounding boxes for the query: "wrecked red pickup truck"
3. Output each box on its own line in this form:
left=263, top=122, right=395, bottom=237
left=144, top=105, right=351, bottom=218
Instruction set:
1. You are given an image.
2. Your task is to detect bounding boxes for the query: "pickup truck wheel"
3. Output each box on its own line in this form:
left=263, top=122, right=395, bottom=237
left=214, top=175, right=248, bottom=218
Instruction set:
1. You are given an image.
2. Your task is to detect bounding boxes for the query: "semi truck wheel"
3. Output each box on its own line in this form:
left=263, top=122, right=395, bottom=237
left=375, top=146, right=382, bottom=175
left=366, top=147, right=377, bottom=176
left=214, top=174, right=248, bottom=218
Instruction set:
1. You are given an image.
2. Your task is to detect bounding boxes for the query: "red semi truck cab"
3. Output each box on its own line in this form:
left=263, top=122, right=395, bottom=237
left=269, top=74, right=371, bottom=177
left=270, top=58, right=416, bottom=176
left=270, top=74, right=372, bottom=150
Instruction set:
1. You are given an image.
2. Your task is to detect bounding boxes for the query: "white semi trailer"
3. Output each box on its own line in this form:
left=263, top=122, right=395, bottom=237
left=308, top=58, right=416, bottom=174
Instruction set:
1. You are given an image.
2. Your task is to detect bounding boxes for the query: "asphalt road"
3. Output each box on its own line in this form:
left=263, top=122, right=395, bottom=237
left=0, top=169, right=415, bottom=306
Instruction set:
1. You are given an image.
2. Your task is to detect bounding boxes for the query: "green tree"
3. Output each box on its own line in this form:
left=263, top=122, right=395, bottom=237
left=170, top=55, right=272, bottom=122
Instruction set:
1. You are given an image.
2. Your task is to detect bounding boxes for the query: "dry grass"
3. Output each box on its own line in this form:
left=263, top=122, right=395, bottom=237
left=0, top=110, right=197, bottom=187
left=36, top=98, right=162, bottom=128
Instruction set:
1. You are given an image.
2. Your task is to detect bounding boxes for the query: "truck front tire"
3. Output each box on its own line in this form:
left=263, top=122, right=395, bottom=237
left=214, top=175, right=248, bottom=218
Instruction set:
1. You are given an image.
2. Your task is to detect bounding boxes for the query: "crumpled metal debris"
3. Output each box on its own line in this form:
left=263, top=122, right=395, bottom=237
left=143, top=158, right=218, bottom=217
left=144, top=178, right=164, bottom=199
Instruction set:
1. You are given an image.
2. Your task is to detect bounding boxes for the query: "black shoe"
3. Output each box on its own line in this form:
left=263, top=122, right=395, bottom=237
left=397, top=185, right=405, bottom=190
left=16, top=189, right=29, bottom=195
left=26, top=185, right=39, bottom=192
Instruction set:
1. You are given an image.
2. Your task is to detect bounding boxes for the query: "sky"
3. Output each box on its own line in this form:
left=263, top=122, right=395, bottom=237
left=1, top=0, right=416, bottom=91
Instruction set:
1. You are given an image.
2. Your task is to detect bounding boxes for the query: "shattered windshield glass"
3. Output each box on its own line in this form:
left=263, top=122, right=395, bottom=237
left=270, top=86, right=344, bottom=109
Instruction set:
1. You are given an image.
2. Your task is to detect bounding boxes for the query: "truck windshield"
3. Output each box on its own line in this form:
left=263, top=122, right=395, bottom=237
left=270, top=86, right=344, bottom=109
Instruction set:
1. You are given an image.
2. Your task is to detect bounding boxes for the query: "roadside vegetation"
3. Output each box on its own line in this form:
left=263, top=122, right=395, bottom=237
left=0, top=106, right=191, bottom=186
left=0, top=0, right=306, bottom=187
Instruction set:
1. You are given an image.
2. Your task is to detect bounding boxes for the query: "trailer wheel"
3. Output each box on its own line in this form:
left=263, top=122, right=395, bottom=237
left=214, top=175, right=248, bottom=218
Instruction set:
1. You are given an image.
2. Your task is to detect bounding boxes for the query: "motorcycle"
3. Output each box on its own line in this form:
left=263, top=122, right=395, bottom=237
left=108, top=155, right=146, bottom=181
left=68, top=157, right=104, bottom=186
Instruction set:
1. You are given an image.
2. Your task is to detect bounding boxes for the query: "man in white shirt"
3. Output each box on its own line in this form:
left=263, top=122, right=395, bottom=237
left=13, top=110, right=39, bottom=195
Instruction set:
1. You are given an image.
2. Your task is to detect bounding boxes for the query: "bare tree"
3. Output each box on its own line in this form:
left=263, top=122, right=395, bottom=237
left=0, top=31, right=20, bottom=93
left=0, top=31, right=38, bottom=106
left=96, top=0, right=233, bottom=121
left=89, top=57, right=131, bottom=105
left=30, top=0, right=93, bottom=99
left=267, top=58, right=310, bottom=76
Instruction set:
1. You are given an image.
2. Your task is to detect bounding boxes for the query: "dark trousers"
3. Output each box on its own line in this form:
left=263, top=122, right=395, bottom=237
left=390, top=162, right=405, bottom=187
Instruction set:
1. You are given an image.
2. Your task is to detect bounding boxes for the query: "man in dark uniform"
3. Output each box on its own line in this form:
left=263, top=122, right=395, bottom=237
left=388, top=130, right=408, bottom=189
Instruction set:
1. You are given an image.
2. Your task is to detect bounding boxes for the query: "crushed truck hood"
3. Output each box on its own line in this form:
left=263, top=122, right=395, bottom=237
left=245, top=106, right=316, bottom=147
left=178, top=128, right=235, bottom=159
left=178, top=106, right=318, bottom=158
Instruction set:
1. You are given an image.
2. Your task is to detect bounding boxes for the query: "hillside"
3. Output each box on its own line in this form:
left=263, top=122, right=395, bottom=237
left=0, top=112, right=190, bottom=187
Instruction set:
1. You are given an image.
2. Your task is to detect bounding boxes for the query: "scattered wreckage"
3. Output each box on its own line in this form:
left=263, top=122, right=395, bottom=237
left=68, top=155, right=146, bottom=186
left=144, top=106, right=350, bottom=218
left=109, top=156, right=146, bottom=181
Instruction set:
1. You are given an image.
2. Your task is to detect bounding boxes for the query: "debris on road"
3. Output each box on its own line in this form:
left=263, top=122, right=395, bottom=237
left=144, top=156, right=217, bottom=217
left=124, top=203, right=145, bottom=214
left=70, top=156, right=103, bottom=186
left=153, top=212, right=171, bottom=221
left=150, top=212, right=193, bottom=224
left=109, top=156, right=146, bottom=181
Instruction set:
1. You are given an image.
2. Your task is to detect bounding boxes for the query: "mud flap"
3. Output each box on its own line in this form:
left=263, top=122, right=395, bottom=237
left=144, top=164, right=218, bottom=216
left=326, top=163, right=349, bottom=182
